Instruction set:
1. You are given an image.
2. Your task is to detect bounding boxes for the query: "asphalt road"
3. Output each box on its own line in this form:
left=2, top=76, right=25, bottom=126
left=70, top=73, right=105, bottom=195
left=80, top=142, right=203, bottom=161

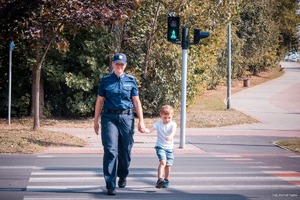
left=0, top=153, right=299, bottom=200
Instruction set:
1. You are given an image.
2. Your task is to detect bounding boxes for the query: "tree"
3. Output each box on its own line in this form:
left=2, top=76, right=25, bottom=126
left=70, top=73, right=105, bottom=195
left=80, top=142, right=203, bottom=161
left=44, top=27, right=113, bottom=117
left=0, top=0, right=143, bottom=129
left=236, top=0, right=300, bottom=75
left=121, top=0, right=242, bottom=114
left=238, top=1, right=278, bottom=74
left=1, top=0, right=299, bottom=118
left=274, top=0, right=300, bottom=55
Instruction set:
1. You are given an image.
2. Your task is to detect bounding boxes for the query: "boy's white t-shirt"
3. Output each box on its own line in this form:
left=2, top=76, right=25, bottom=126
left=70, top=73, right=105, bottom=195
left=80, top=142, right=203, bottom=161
left=153, top=119, right=177, bottom=149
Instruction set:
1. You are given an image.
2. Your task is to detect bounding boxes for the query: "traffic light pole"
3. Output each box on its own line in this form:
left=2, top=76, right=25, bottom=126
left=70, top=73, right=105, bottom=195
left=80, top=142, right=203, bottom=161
left=227, top=22, right=232, bottom=110
left=8, top=41, right=14, bottom=126
left=179, top=28, right=189, bottom=149
left=167, top=14, right=209, bottom=149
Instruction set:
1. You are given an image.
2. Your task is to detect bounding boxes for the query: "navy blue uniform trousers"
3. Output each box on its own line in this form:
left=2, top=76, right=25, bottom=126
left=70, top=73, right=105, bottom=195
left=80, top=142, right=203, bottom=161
left=101, top=112, right=134, bottom=189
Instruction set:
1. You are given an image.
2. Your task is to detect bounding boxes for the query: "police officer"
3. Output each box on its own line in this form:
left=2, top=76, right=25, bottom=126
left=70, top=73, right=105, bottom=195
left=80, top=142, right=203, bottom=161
left=94, top=53, right=146, bottom=195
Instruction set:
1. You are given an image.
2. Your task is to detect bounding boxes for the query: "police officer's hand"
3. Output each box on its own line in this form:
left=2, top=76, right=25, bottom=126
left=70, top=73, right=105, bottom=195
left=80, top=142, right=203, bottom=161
left=138, top=121, right=146, bottom=133
left=94, top=122, right=100, bottom=135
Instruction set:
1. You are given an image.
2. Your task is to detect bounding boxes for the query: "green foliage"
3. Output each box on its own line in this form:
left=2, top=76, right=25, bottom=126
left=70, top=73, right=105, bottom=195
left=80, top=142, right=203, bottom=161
left=43, top=28, right=112, bottom=117
left=66, top=92, right=96, bottom=116
left=217, top=0, right=299, bottom=81
left=11, top=93, right=31, bottom=116
left=0, top=0, right=143, bottom=128
left=65, top=72, right=94, bottom=92
left=274, top=0, right=300, bottom=54
left=237, top=0, right=279, bottom=75
left=121, top=0, right=242, bottom=114
left=0, top=0, right=299, bottom=118
left=217, top=24, right=245, bottom=81
left=122, top=1, right=183, bottom=114
left=139, top=50, right=182, bottom=116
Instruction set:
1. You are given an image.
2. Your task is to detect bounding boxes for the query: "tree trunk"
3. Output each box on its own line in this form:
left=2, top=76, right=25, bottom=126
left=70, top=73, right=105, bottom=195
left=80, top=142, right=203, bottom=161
left=31, top=63, right=44, bottom=118
left=31, top=65, right=36, bottom=116
left=40, top=75, right=44, bottom=117
left=143, top=2, right=161, bottom=77
left=31, top=23, right=62, bottom=130
left=110, top=24, right=124, bottom=72
left=32, top=62, right=41, bottom=130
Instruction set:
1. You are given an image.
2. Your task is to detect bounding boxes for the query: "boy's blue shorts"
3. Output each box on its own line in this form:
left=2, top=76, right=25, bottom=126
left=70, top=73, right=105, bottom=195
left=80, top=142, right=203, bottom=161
left=155, top=146, right=174, bottom=166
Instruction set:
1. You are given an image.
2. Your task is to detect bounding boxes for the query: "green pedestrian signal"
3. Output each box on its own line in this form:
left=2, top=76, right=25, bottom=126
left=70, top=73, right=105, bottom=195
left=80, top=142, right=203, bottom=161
left=167, top=16, right=180, bottom=43
left=170, top=30, right=177, bottom=39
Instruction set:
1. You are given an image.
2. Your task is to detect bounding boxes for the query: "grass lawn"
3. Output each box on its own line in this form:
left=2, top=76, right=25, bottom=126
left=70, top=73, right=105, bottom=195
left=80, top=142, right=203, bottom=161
left=274, top=139, right=300, bottom=153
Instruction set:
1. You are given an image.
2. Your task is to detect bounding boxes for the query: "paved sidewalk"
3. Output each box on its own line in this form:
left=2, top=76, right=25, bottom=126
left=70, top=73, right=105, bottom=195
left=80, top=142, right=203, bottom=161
left=229, top=61, right=300, bottom=131
left=42, top=62, right=300, bottom=155
left=42, top=128, right=205, bottom=154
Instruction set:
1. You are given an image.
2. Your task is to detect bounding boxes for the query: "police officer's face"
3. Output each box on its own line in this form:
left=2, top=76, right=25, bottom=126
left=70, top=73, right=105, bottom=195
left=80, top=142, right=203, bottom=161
left=113, top=62, right=126, bottom=76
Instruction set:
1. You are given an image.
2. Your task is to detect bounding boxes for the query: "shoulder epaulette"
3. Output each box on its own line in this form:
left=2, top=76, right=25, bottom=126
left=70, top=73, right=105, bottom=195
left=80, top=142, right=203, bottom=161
left=102, top=73, right=112, bottom=79
left=125, top=74, right=135, bottom=80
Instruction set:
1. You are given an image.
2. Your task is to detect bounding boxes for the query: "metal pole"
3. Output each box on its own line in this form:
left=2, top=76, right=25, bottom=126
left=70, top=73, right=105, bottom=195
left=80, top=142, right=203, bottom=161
left=180, top=28, right=188, bottom=149
left=8, top=41, right=14, bottom=125
left=227, top=22, right=231, bottom=110
left=8, top=44, right=12, bottom=125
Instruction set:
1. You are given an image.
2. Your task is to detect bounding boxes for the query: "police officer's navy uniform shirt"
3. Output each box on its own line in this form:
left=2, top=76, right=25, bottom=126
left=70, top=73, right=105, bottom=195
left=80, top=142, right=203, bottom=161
left=98, top=72, right=139, bottom=110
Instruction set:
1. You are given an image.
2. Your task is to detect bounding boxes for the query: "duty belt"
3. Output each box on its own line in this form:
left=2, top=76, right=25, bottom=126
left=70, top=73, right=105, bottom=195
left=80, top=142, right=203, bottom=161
left=104, top=109, right=133, bottom=114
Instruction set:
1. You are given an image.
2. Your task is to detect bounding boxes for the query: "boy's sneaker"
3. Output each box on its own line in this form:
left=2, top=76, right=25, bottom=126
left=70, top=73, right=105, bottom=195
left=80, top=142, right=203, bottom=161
left=156, top=178, right=165, bottom=188
left=162, top=180, right=169, bottom=188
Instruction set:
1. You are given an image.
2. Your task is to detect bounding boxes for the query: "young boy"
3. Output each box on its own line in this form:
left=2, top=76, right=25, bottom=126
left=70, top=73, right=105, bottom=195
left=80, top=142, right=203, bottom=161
left=145, top=105, right=177, bottom=188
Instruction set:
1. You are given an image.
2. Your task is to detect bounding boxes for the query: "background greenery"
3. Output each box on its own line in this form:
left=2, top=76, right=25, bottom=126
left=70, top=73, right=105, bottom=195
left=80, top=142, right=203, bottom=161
left=0, top=0, right=299, bottom=118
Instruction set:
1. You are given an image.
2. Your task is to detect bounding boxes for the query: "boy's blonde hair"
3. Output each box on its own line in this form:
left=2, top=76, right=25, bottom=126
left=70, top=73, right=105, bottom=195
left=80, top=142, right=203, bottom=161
left=159, top=105, right=174, bottom=115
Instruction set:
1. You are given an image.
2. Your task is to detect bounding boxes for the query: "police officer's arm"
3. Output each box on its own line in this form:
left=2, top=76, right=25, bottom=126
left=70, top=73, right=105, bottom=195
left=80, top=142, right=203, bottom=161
left=94, top=95, right=105, bottom=135
left=132, top=96, right=146, bottom=133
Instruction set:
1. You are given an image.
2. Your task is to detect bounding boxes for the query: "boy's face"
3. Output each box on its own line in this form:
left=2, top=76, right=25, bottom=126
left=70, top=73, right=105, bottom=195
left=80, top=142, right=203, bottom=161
left=160, top=113, right=173, bottom=124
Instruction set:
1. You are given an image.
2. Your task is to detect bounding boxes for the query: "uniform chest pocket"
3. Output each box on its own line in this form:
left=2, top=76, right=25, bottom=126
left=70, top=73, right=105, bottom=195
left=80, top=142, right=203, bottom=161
left=106, top=84, right=118, bottom=97
left=122, top=85, right=132, bottom=98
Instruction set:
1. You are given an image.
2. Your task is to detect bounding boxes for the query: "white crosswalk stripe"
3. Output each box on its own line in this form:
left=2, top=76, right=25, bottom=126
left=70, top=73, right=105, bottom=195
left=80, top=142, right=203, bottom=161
left=28, top=175, right=300, bottom=183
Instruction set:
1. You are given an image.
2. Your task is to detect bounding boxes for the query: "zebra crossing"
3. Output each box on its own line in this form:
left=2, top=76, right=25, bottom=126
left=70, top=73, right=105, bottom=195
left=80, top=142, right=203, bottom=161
left=21, top=154, right=300, bottom=200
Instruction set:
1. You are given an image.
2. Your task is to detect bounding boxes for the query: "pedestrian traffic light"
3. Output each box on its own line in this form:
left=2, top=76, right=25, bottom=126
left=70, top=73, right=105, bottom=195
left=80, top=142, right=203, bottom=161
left=193, top=29, right=210, bottom=45
left=167, top=16, right=180, bottom=43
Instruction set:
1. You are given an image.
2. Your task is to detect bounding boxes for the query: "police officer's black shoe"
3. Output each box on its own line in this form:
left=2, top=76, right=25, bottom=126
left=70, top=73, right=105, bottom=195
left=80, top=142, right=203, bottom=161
left=107, top=188, right=116, bottom=195
left=118, top=178, right=127, bottom=188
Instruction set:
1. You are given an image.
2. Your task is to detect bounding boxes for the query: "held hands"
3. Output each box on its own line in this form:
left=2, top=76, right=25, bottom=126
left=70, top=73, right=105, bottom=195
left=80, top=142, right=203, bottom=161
left=143, top=127, right=154, bottom=133
left=138, top=121, right=146, bottom=133
left=144, top=128, right=150, bottom=133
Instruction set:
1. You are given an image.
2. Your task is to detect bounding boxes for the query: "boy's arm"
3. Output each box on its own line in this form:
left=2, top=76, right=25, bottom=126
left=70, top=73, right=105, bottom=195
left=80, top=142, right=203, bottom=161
left=145, top=126, right=155, bottom=133
left=166, top=124, right=177, bottom=141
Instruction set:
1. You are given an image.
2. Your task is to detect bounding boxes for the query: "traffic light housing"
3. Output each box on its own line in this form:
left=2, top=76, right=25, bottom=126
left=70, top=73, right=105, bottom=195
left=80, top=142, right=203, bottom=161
left=167, top=16, right=180, bottom=43
left=194, top=29, right=210, bottom=45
